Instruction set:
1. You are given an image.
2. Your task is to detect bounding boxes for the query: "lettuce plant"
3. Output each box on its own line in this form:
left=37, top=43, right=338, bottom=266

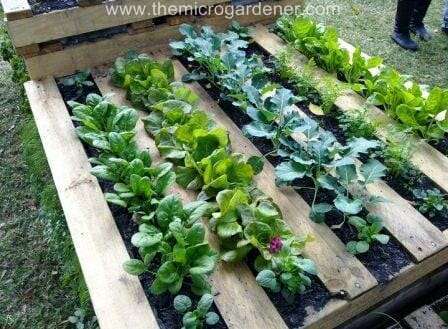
left=173, top=294, right=220, bottom=329
left=276, top=15, right=448, bottom=141
left=124, top=195, right=218, bottom=295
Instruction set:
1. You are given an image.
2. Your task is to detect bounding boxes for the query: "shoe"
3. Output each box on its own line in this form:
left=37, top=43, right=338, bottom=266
left=410, top=25, right=432, bottom=41
left=391, top=32, right=419, bottom=51
left=442, top=27, right=448, bottom=35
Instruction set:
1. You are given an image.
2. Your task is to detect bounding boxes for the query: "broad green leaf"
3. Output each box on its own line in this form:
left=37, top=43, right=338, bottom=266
left=123, top=259, right=146, bottom=275
left=173, top=295, right=192, bottom=313
left=360, top=159, right=387, bottom=184
left=334, top=195, right=362, bottom=215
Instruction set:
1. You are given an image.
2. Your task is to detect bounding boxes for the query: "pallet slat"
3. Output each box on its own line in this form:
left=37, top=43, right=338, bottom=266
left=6, top=0, right=229, bottom=47
left=24, top=78, right=159, bottom=329
left=171, top=59, right=378, bottom=299
left=252, top=25, right=448, bottom=195
left=92, top=70, right=289, bottom=329
left=404, top=305, right=448, bottom=329
left=1, top=0, right=32, bottom=20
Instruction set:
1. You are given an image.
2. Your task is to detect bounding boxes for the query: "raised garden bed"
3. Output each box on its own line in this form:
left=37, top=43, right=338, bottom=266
left=22, top=19, right=448, bottom=328
left=1, top=0, right=299, bottom=79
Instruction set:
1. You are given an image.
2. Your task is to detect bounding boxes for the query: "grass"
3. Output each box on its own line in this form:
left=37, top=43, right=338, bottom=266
left=305, top=0, right=448, bottom=87
left=0, top=10, right=95, bottom=329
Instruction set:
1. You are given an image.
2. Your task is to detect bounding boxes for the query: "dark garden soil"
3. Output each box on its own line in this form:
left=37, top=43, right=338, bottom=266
left=432, top=138, right=448, bottom=158
left=56, top=75, right=227, bottom=329
left=29, top=0, right=78, bottom=15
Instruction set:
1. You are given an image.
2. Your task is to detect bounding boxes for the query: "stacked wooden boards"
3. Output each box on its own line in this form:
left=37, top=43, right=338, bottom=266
left=1, top=0, right=303, bottom=79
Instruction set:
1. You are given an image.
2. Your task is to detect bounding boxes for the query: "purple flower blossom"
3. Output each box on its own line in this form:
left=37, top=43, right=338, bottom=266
left=269, top=237, right=283, bottom=254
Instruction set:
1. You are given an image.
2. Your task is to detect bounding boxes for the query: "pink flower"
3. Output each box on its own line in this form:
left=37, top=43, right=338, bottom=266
left=269, top=237, right=283, bottom=254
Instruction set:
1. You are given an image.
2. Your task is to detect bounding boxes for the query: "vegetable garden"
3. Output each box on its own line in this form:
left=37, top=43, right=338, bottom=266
left=7, top=1, right=448, bottom=327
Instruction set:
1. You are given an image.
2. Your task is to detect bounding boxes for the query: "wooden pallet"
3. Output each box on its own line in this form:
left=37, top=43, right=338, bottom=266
left=23, top=29, right=448, bottom=329
left=2, top=0, right=302, bottom=79
left=386, top=293, right=448, bottom=329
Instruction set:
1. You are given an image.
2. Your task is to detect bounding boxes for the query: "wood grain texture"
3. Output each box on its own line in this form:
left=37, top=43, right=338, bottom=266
left=92, top=69, right=288, bottom=329
left=404, top=305, right=448, bottom=329
left=24, top=78, right=159, bottom=329
left=288, top=107, right=447, bottom=262
left=7, top=0, right=229, bottom=47
left=1, top=0, right=31, bottom=20
left=172, top=60, right=377, bottom=299
left=24, top=0, right=299, bottom=79
left=252, top=24, right=448, bottom=196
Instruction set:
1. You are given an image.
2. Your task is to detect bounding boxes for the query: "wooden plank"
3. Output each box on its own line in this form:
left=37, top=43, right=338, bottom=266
left=303, top=247, right=448, bottom=328
left=169, top=59, right=377, bottom=299
left=23, top=0, right=296, bottom=79
left=288, top=107, right=447, bottom=262
left=7, top=0, right=229, bottom=47
left=23, top=78, right=159, bottom=329
left=92, top=69, right=289, bottom=329
left=405, top=305, right=448, bottom=329
left=1, top=0, right=32, bottom=20
left=252, top=24, right=448, bottom=195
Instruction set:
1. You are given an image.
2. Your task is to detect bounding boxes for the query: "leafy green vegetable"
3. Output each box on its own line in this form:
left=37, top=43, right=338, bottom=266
left=413, top=188, right=448, bottom=218
left=276, top=14, right=448, bottom=141
left=173, top=294, right=220, bottom=329
left=172, top=23, right=389, bottom=253
left=123, top=195, right=218, bottom=295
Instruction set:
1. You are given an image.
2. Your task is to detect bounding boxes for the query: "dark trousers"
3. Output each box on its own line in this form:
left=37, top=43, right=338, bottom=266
left=394, top=0, right=433, bottom=34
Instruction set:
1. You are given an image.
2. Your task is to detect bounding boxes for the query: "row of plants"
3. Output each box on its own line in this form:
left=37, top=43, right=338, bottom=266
left=170, top=24, right=391, bottom=255
left=275, top=40, right=448, bottom=225
left=275, top=15, right=448, bottom=142
left=69, top=93, right=223, bottom=328
left=110, top=51, right=318, bottom=298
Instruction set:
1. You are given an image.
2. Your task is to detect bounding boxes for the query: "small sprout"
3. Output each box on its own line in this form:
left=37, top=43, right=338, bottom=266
left=174, top=294, right=220, bottom=329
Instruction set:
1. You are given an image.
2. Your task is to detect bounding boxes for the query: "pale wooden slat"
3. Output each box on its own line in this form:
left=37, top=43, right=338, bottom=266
left=252, top=24, right=448, bottom=195
left=1, top=0, right=32, bottom=20
left=7, top=0, right=229, bottom=47
left=24, top=78, right=159, bottom=329
left=288, top=107, right=447, bottom=262
left=93, top=69, right=289, bottom=329
left=23, top=0, right=294, bottom=80
left=405, top=305, right=448, bottom=329
left=171, top=59, right=377, bottom=299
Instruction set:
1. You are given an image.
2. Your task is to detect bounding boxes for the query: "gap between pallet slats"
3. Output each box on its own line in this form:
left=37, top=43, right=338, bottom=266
left=167, top=59, right=378, bottom=299
left=252, top=25, right=448, bottom=195
left=24, top=78, right=160, bottom=329
left=92, top=69, right=289, bottom=329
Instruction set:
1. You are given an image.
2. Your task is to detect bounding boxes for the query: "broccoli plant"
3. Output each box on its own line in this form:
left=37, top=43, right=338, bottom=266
left=346, top=215, right=390, bottom=254
left=413, top=188, right=448, bottom=218
left=173, top=294, right=220, bottom=329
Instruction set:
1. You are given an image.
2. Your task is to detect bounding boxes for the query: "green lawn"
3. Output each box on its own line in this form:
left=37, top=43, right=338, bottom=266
left=0, top=11, right=94, bottom=329
left=306, top=0, right=448, bottom=87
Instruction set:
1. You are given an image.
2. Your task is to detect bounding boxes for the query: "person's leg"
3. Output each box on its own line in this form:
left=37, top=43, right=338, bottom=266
left=392, top=0, right=419, bottom=50
left=410, top=0, right=433, bottom=40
